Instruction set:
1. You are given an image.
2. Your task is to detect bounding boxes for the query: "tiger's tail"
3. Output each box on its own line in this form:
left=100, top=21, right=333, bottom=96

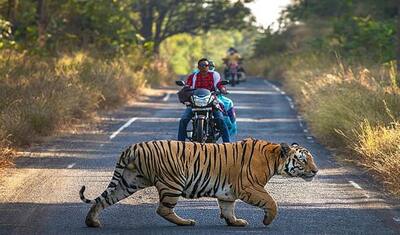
left=79, top=185, right=97, bottom=204
left=79, top=146, right=135, bottom=204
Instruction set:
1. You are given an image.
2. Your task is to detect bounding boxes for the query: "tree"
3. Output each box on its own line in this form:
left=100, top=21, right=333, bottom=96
left=281, top=0, right=398, bottom=64
left=129, top=0, right=254, bottom=54
left=6, top=0, right=18, bottom=27
left=36, top=0, right=47, bottom=48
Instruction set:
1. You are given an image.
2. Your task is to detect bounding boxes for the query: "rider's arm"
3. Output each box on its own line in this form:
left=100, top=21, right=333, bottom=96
left=186, top=74, right=194, bottom=88
left=213, top=72, right=224, bottom=92
left=216, top=81, right=227, bottom=94
left=213, top=72, right=227, bottom=94
left=212, top=71, right=221, bottom=91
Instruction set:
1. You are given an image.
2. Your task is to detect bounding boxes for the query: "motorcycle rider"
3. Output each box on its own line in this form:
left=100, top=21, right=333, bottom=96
left=223, top=47, right=245, bottom=79
left=178, top=58, right=230, bottom=142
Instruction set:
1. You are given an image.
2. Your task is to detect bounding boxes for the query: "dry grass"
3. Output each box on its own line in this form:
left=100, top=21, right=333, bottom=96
left=0, top=50, right=174, bottom=159
left=0, top=138, right=15, bottom=169
left=270, top=53, right=400, bottom=196
left=352, top=121, right=400, bottom=196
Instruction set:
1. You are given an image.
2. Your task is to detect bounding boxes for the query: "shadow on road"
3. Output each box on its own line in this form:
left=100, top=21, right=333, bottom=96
left=0, top=201, right=398, bottom=234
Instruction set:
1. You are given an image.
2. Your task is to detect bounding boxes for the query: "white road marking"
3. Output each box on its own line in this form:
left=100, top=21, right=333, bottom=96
left=162, top=93, right=170, bottom=101
left=107, top=117, right=301, bottom=123
left=109, top=117, right=138, bottom=140
left=264, top=80, right=294, bottom=110
left=349, top=180, right=363, bottom=189
left=228, top=90, right=278, bottom=95
left=67, top=163, right=76, bottom=169
left=237, top=118, right=298, bottom=123
left=306, top=136, right=313, bottom=140
left=100, top=144, right=104, bottom=147
left=263, top=80, right=281, bottom=92
left=265, top=80, right=311, bottom=135
left=393, top=217, right=400, bottom=223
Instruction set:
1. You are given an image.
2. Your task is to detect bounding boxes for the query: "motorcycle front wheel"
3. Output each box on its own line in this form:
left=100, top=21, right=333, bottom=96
left=193, top=119, right=205, bottom=143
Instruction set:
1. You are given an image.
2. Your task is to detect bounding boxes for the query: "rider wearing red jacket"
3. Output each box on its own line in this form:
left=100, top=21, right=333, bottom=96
left=177, top=58, right=230, bottom=142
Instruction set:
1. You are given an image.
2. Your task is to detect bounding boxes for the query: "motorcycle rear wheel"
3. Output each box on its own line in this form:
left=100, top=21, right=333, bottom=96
left=230, top=75, right=236, bottom=87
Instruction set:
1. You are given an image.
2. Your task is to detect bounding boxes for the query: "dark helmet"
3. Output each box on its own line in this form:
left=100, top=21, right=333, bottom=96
left=228, top=47, right=237, bottom=54
left=209, top=60, right=215, bottom=71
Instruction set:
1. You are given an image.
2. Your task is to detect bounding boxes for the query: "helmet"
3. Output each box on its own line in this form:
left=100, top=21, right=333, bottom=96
left=228, top=47, right=237, bottom=55
left=209, top=60, right=215, bottom=71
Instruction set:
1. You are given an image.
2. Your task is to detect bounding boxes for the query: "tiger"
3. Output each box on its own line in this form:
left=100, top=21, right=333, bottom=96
left=79, top=138, right=318, bottom=227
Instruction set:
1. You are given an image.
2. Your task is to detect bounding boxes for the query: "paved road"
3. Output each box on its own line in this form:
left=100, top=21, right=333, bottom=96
left=0, top=78, right=399, bottom=235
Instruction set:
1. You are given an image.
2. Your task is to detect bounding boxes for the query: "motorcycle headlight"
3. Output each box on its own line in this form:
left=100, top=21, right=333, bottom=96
left=193, top=95, right=211, bottom=107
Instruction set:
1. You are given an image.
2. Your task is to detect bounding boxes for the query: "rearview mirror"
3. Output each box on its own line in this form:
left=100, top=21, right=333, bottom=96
left=221, top=80, right=229, bottom=85
left=175, top=80, right=185, bottom=86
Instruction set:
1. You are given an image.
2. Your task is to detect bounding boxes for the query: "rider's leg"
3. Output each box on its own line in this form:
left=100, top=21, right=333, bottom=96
left=178, top=108, right=193, bottom=141
left=213, top=110, right=230, bottom=143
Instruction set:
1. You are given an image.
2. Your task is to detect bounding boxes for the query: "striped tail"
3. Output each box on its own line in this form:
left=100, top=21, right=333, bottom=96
left=79, top=185, right=96, bottom=204
left=79, top=145, right=135, bottom=205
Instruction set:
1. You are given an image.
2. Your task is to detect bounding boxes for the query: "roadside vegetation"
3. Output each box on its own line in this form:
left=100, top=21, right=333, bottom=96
left=248, top=0, right=400, bottom=196
left=0, top=0, right=255, bottom=166
left=0, top=50, right=171, bottom=147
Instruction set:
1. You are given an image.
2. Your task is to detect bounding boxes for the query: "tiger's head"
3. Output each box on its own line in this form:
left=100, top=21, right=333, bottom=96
left=278, top=143, right=318, bottom=181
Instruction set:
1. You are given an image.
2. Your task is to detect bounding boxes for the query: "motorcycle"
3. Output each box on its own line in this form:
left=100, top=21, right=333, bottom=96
left=226, top=63, right=239, bottom=87
left=225, top=63, right=246, bottom=86
left=176, top=80, right=229, bottom=143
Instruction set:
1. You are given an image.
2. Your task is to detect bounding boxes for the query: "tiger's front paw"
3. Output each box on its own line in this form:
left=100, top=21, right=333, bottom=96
left=85, top=217, right=102, bottom=228
left=263, top=214, right=274, bottom=226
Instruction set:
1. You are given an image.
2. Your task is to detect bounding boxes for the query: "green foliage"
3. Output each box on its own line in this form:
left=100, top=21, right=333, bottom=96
left=130, top=0, right=255, bottom=53
left=332, top=16, right=396, bottom=62
left=0, top=0, right=255, bottom=55
left=161, top=28, right=260, bottom=74
left=253, top=0, right=398, bottom=65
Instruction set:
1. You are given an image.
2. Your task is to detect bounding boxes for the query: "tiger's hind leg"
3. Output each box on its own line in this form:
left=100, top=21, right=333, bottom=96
left=218, top=199, right=248, bottom=226
left=85, top=169, right=148, bottom=227
left=155, top=182, right=195, bottom=226
left=239, top=186, right=278, bottom=226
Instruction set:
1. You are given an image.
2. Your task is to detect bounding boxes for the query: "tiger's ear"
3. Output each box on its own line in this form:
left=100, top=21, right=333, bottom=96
left=291, top=142, right=299, bottom=147
left=280, top=143, right=291, bottom=159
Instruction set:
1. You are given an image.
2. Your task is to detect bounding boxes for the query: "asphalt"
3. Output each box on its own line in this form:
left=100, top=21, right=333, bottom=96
left=0, top=77, right=399, bottom=235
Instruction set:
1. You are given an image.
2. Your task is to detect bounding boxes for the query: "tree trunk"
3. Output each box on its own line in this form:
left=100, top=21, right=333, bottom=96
left=7, top=0, right=18, bottom=30
left=139, top=4, right=154, bottom=45
left=153, top=39, right=160, bottom=54
left=37, top=0, right=48, bottom=48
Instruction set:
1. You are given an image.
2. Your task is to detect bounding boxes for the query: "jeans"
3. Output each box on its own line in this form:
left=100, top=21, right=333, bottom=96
left=178, top=107, right=230, bottom=142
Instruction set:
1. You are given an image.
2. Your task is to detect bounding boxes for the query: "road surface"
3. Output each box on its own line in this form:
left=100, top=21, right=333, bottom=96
left=0, top=77, right=399, bottom=234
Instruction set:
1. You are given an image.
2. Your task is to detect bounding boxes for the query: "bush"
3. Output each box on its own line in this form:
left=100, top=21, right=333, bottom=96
left=0, top=49, right=173, bottom=148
